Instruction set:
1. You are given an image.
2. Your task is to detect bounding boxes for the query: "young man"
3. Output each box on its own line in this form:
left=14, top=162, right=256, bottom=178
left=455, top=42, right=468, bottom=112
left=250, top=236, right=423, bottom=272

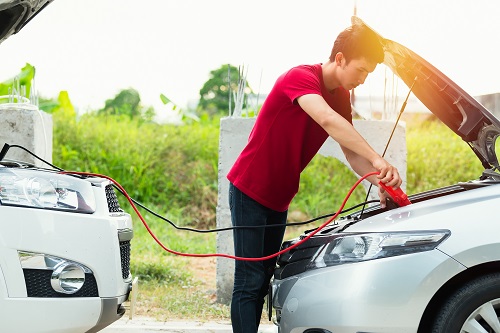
left=227, top=23, right=402, bottom=333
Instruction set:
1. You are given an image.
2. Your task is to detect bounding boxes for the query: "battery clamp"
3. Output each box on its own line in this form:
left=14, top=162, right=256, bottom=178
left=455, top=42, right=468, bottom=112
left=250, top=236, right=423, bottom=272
left=379, top=181, right=412, bottom=207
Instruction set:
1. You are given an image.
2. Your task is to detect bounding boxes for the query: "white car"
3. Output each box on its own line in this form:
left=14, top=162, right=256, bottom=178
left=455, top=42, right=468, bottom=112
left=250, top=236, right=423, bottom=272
left=270, top=17, right=500, bottom=333
left=0, top=1, right=134, bottom=332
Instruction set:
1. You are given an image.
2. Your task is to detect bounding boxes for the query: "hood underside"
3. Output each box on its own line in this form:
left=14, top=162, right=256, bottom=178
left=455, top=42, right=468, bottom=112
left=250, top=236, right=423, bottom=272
left=0, top=0, right=53, bottom=46
left=353, top=16, right=500, bottom=170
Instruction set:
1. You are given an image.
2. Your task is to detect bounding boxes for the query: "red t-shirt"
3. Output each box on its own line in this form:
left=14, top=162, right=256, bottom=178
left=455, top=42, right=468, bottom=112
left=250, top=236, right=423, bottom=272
left=227, top=64, right=352, bottom=212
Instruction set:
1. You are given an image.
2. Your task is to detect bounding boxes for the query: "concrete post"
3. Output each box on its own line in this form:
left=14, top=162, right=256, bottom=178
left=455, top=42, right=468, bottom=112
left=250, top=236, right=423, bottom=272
left=0, top=105, right=52, bottom=166
left=215, top=117, right=407, bottom=304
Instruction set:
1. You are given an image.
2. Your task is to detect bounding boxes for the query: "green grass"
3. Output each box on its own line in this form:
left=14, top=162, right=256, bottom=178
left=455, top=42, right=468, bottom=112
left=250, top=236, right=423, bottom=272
left=129, top=251, right=228, bottom=320
left=406, top=118, right=483, bottom=192
left=52, top=112, right=486, bottom=320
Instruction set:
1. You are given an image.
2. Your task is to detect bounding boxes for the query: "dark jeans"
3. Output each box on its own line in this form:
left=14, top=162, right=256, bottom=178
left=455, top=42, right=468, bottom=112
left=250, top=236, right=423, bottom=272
left=229, top=182, right=287, bottom=333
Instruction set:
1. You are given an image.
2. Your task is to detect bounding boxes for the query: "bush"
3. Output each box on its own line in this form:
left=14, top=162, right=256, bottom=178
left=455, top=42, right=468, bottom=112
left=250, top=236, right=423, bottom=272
left=53, top=113, right=219, bottom=227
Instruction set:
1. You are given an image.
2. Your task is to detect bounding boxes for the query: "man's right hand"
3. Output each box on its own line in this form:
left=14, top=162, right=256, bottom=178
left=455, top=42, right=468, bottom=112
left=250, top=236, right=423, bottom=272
left=372, top=156, right=402, bottom=188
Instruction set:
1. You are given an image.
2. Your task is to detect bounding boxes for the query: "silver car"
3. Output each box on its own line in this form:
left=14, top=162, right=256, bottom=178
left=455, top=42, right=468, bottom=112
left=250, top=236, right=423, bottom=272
left=270, top=17, right=500, bottom=333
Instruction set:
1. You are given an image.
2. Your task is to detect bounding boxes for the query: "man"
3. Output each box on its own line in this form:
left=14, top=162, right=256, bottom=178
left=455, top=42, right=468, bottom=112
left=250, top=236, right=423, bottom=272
left=227, top=22, right=402, bottom=333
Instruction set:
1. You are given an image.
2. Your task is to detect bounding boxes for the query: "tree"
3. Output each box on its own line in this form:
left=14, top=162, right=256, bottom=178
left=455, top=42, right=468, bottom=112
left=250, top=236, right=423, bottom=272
left=98, top=88, right=154, bottom=121
left=198, top=64, right=252, bottom=116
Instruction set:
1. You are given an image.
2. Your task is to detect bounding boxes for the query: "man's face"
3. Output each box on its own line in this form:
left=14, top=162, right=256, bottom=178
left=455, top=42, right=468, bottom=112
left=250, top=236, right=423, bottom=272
left=339, top=56, right=377, bottom=90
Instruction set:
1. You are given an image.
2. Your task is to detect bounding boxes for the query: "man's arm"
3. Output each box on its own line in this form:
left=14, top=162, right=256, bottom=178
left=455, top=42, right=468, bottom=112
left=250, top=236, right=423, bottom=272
left=340, top=145, right=393, bottom=207
left=297, top=93, right=401, bottom=187
left=340, top=145, right=380, bottom=185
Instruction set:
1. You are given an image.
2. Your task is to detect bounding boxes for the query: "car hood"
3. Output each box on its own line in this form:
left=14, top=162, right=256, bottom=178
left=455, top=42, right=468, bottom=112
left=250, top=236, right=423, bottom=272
left=0, top=0, right=53, bottom=46
left=353, top=16, right=500, bottom=170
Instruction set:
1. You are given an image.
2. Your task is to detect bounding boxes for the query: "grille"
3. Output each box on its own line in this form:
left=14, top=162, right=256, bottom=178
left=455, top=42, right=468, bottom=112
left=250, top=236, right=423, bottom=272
left=274, top=241, right=321, bottom=280
left=119, top=240, right=131, bottom=279
left=23, top=269, right=98, bottom=297
left=105, top=184, right=123, bottom=213
left=274, top=225, right=346, bottom=280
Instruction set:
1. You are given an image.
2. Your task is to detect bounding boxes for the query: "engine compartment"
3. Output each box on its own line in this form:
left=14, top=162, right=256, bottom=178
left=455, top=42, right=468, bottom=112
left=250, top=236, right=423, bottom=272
left=274, top=168, right=500, bottom=280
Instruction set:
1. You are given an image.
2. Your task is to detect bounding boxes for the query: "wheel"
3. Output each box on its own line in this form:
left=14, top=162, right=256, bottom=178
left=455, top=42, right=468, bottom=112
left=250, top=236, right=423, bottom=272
left=431, top=273, right=500, bottom=332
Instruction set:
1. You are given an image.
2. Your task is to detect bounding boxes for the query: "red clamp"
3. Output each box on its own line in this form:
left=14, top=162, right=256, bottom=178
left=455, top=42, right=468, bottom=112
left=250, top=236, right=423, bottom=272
left=378, top=181, right=412, bottom=207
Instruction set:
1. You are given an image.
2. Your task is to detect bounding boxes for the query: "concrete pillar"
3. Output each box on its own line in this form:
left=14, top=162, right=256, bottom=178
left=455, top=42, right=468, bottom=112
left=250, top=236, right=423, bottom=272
left=215, top=117, right=407, bottom=304
left=216, top=118, right=257, bottom=304
left=0, top=105, right=52, bottom=166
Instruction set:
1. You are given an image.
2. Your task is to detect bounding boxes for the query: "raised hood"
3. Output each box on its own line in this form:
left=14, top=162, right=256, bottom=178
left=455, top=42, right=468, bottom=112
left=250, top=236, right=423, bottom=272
left=0, top=0, right=53, bottom=45
left=353, top=16, right=500, bottom=170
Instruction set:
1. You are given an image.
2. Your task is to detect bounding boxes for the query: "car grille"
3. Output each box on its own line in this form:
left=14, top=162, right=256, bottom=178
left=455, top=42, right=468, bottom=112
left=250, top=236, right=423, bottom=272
left=23, top=269, right=98, bottom=297
left=119, top=240, right=131, bottom=279
left=106, top=182, right=132, bottom=280
left=274, top=239, right=322, bottom=280
left=105, top=184, right=123, bottom=213
left=274, top=228, right=343, bottom=280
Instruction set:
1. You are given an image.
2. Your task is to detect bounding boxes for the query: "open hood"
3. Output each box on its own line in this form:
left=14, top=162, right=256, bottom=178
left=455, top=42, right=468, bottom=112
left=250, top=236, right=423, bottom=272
left=0, top=0, right=53, bottom=46
left=353, top=16, right=500, bottom=170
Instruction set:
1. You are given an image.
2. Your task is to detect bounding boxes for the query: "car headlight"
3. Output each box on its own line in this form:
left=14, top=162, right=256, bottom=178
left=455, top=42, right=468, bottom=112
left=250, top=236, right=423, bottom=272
left=308, top=230, right=450, bottom=270
left=0, top=168, right=96, bottom=213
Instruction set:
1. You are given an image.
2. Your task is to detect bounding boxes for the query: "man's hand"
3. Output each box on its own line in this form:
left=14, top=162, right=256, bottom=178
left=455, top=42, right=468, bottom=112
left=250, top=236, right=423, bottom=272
left=372, top=156, right=402, bottom=188
left=372, top=156, right=402, bottom=208
left=378, top=185, right=391, bottom=208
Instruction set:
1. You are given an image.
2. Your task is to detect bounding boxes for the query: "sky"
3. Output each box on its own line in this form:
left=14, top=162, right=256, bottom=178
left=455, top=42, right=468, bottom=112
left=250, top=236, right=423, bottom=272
left=1, top=0, right=500, bottom=116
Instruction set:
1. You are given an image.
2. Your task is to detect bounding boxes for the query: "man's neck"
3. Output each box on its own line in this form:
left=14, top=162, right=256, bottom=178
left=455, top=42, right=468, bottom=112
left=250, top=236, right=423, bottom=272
left=321, top=61, right=341, bottom=92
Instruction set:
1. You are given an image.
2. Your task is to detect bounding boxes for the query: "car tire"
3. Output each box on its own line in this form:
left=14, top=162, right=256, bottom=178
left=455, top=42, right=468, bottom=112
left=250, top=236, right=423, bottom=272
left=431, top=273, right=500, bottom=332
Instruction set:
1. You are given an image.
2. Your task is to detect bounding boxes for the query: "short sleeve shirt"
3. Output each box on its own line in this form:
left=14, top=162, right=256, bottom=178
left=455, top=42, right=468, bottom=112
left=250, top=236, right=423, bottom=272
left=227, top=64, right=352, bottom=211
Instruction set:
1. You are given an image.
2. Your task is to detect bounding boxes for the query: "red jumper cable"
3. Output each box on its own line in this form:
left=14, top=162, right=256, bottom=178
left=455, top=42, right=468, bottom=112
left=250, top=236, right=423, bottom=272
left=63, top=171, right=408, bottom=261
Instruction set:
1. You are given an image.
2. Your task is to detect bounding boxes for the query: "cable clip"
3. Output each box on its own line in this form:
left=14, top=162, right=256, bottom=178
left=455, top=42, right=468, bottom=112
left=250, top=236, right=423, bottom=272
left=378, top=181, right=411, bottom=207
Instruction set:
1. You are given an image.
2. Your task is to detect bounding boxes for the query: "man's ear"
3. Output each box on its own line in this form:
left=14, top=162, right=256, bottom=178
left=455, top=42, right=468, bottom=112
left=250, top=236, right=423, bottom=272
left=335, top=52, right=345, bottom=66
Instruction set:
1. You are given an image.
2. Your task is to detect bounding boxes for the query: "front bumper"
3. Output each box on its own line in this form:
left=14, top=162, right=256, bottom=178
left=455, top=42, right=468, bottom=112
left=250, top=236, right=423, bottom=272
left=0, top=178, right=134, bottom=332
left=88, top=294, right=130, bottom=333
left=271, top=249, right=465, bottom=333
left=0, top=295, right=129, bottom=333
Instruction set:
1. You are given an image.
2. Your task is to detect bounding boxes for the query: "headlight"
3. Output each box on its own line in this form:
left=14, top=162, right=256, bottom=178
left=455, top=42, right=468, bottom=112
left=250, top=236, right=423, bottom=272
left=308, top=230, right=450, bottom=270
left=0, top=168, right=96, bottom=213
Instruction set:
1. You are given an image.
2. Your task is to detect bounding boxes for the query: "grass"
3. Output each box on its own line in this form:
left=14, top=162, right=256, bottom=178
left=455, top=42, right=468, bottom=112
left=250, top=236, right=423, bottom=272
left=406, top=117, right=483, bottom=192
left=129, top=211, right=225, bottom=320
left=130, top=254, right=228, bottom=321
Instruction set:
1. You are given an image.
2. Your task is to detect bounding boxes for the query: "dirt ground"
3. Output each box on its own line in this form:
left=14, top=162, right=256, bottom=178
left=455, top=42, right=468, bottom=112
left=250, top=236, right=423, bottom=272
left=130, top=256, right=220, bottom=318
left=189, top=256, right=218, bottom=302
left=190, top=257, right=218, bottom=286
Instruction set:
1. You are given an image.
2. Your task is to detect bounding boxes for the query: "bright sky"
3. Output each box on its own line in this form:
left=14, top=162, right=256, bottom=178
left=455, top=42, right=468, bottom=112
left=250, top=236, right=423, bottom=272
left=1, top=0, right=499, bottom=114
